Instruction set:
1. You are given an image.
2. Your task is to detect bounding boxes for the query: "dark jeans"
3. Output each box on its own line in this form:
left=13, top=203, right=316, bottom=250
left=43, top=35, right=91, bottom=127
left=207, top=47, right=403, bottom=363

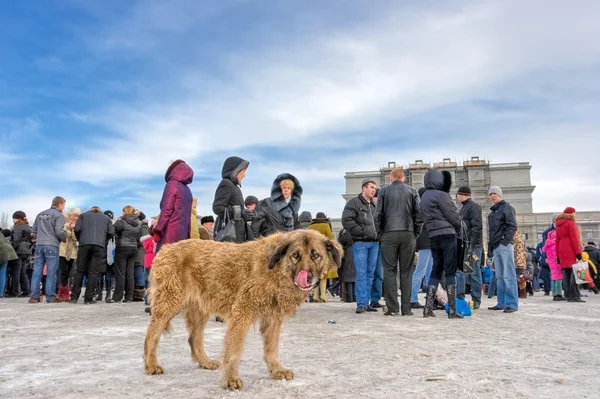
left=380, top=231, right=416, bottom=314
left=59, top=257, right=75, bottom=286
left=9, top=255, right=30, bottom=296
left=562, top=268, right=581, bottom=300
left=71, top=245, right=105, bottom=302
left=540, top=267, right=551, bottom=294
left=113, top=247, right=137, bottom=302
left=428, top=234, right=457, bottom=288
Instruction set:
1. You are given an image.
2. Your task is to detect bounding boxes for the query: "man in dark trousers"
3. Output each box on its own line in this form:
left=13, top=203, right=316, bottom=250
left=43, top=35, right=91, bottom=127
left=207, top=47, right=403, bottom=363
left=456, top=186, right=483, bottom=309
left=376, top=168, right=422, bottom=316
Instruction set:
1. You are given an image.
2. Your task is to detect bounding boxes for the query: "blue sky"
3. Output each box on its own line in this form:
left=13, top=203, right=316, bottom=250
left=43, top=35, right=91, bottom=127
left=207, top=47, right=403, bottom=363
left=1, top=0, right=599, bottom=223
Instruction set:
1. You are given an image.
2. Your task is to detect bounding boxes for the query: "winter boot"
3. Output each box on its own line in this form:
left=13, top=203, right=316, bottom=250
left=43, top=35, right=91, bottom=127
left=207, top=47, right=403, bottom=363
left=423, top=285, right=437, bottom=318
left=58, top=285, right=70, bottom=301
left=133, top=288, right=145, bottom=302
left=592, top=286, right=600, bottom=295
left=328, top=280, right=340, bottom=297
left=105, top=277, right=114, bottom=303
left=447, top=285, right=464, bottom=319
left=94, top=278, right=103, bottom=302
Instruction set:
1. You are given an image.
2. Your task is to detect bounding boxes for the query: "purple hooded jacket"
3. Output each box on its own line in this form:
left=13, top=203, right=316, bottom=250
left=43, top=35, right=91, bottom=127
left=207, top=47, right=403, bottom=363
left=154, top=160, right=194, bottom=251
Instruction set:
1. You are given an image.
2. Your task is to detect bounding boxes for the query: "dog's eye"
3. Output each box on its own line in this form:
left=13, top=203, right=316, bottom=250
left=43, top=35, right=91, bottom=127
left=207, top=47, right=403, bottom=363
left=311, top=251, right=321, bottom=260
left=292, top=252, right=300, bottom=259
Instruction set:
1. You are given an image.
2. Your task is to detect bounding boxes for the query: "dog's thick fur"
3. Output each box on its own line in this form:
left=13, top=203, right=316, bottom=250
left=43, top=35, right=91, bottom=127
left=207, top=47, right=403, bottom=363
left=143, top=229, right=342, bottom=390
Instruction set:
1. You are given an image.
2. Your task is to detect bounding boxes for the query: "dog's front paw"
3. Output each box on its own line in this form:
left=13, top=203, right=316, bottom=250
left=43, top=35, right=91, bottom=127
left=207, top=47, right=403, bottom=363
left=221, top=376, right=244, bottom=390
left=199, top=358, right=221, bottom=370
left=145, top=364, right=165, bottom=375
left=270, top=367, right=294, bottom=381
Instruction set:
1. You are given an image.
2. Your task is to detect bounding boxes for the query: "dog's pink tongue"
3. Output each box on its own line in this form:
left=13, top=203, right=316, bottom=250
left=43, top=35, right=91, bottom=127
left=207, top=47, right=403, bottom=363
left=296, top=270, right=309, bottom=288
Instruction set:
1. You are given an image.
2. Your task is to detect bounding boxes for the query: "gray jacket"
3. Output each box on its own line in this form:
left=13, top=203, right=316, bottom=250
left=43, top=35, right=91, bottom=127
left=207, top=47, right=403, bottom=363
left=420, top=170, right=461, bottom=238
left=114, top=214, right=142, bottom=249
left=75, top=210, right=115, bottom=248
left=32, top=207, right=66, bottom=247
left=376, top=180, right=422, bottom=234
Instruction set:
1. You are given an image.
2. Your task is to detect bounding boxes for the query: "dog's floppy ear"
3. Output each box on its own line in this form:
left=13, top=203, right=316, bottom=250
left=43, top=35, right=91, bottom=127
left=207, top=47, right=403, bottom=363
left=325, top=239, right=343, bottom=268
left=268, top=240, right=290, bottom=269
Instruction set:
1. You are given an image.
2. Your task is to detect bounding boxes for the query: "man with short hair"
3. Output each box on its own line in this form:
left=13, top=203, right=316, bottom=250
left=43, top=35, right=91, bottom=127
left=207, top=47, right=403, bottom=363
left=456, top=186, right=483, bottom=309
left=487, top=186, right=519, bottom=313
left=342, top=178, right=379, bottom=314
left=199, top=216, right=214, bottom=240
left=376, top=168, right=422, bottom=316
left=29, top=196, right=67, bottom=303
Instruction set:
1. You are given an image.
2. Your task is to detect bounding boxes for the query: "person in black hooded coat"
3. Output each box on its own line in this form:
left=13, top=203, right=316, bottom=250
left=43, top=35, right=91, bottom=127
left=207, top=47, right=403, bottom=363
left=256, top=173, right=303, bottom=236
left=420, top=169, right=463, bottom=319
left=212, top=156, right=254, bottom=243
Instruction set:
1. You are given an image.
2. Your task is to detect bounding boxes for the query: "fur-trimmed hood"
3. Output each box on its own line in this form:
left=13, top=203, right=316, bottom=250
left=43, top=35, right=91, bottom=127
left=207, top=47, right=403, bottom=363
left=270, top=173, right=302, bottom=214
left=556, top=213, right=576, bottom=222
left=221, top=156, right=249, bottom=185
left=424, top=170, right=452, bottom=193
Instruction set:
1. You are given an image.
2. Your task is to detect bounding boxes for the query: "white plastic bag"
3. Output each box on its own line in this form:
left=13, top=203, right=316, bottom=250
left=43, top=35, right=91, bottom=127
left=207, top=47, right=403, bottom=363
left=106, top=238, right=116, bottom=266
left=572, top=261, right=588, bottom=285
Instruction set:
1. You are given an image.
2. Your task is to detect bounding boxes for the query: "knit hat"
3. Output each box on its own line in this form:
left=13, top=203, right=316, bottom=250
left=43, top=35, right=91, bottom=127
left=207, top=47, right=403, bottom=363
left=138, top=211, right=146, bottom=221
left=361, top=178, right=377, bottom=188
left=12, top=211, right=26, bottom=220
left=488, top=186, right=503, bottom=197
left=244, top=195, right=259, bottom=207
left=201, top=215, right=214, bottom=224
left=563, top=207, right=576, bottom=214
left=104, top=210, right=114, bottom=219
left=587, top=242, right=597, bottom=247
left=315, top=212, right=328, bottom=220
left=457, top=186, right=471, bottom=196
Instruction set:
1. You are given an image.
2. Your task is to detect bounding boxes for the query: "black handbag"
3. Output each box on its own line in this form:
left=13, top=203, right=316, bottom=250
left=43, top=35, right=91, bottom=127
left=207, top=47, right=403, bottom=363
left=214, top=208, right=237, bottom=242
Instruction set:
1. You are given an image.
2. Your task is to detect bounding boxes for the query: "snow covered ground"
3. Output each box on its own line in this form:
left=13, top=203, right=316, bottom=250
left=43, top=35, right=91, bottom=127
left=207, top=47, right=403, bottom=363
left=1, top=292, right=598, bottom=398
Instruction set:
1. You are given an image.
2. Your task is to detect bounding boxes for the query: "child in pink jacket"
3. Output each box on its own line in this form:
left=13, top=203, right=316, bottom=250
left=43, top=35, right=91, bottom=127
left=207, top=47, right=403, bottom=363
left=543, top=230, right=565, bottom=301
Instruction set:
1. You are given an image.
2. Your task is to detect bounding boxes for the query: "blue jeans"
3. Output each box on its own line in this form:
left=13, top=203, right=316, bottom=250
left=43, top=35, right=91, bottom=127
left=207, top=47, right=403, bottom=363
left=134, top=264, right=145, bottom=287
left=411, top=249, right=432, bottom=302
left=353, top=241, right=379, bottom=308
left=457, top=247, right=483, bottom=302
left=493, top=244, right=518, bottom=310
left=144, top=267, right=151, bottom=305
left=31, top=245, right=60, bottom=302
left=0, top=262, right=7, bottom=297
left=371, top=252, right=383, bottom=305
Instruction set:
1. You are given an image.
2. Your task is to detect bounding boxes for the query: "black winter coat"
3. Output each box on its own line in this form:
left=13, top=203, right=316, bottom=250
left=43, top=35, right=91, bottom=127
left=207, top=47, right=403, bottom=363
left=11, top=223, right=32, bottom=256
left=420, top=170, right=461, bottom=238
left=342, top=194, right=378, bottom=242
left=584, top=245, right=600, bottom=268
left=114, top=214, right=142, bottom=249
left=459, top=198, right=483, bottom=247
left=75, top=211, right=115, bottom=249
left=376, top=180, right=422, bottom=234
left=338, top=229, right=355, bottom=282
left=256, top=173, right=303, bottom=236
left=212, top=156, right=251, bottom=243
left=487, top=200, right=517, bottom=252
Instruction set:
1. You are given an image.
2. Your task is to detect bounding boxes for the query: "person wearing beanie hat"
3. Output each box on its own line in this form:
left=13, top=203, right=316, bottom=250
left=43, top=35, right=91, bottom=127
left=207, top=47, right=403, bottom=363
left=244, top=196, right=259, bottom=209
left=456, top=185, right=483, bottom=309
left=199, top=215, right=215, bottom=240
left=362, top=178, right=377, bottom=189
left=307, top=212, right=338, bottom=302
left=555, top=206, right=585, bottom=302
left=487, top=185, right=519, bottom=313
left=7, top=211, right=32, bottom=297
left=341, top=177, right=379, bottom=314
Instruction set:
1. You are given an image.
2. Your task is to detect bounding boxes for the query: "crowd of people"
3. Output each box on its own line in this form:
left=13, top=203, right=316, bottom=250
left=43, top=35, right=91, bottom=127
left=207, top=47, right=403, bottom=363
left=1, top=158, right=598, bottom=320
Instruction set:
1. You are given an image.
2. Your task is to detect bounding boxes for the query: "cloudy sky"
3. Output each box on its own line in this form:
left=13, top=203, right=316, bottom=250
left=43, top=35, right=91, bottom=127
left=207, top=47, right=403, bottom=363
left=1, top=0, right=598, bottom=223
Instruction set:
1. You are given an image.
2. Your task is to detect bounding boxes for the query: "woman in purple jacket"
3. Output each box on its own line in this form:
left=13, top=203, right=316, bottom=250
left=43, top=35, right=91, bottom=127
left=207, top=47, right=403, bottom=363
left=153, top=159, right=194, bottom=252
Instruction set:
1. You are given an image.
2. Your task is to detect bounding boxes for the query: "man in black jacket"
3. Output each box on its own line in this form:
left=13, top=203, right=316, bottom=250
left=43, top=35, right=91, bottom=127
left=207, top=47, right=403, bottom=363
left=487, top=186, right=519, bottom=313
left=342, top=178, right=379, bottom=314
left=71, top=207, right=115, bottom=304
left=456, top=186, right=483, bottom=309
left=376, top=168, right=422, bottom=316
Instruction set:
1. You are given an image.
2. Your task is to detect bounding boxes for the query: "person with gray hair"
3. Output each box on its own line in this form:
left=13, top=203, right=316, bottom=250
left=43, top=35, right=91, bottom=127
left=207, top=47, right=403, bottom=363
left=487, top=186, right=519, bottom=313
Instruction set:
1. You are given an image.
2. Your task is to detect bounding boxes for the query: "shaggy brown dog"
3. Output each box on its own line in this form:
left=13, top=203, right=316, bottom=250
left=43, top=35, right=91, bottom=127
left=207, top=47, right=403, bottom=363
left=143, top=229, right=342, bottom=390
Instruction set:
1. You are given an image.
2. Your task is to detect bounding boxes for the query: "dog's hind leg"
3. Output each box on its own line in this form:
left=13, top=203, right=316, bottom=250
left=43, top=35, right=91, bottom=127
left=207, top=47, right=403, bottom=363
left=260, top=317, right=294, bottom=381
left=143, top=293, right=182, bottom=375
left=184, top=308, right=220, bottom=370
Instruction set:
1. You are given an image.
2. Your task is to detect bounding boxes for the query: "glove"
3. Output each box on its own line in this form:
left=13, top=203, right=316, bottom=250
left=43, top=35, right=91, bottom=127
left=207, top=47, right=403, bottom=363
left=576, top=254, right=582, bottom=261
left=243, top=209, right=254, bottom=222
left=153, top=233, right=161, bottom=243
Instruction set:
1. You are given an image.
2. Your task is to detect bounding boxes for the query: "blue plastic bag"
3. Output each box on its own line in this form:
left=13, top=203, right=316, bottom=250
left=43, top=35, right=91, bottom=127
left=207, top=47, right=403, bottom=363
left=444, top=298, right=472, bottom=316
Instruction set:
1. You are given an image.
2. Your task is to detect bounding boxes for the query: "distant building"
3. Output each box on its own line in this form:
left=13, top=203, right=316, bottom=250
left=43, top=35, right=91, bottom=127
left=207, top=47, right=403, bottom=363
left=332, top=156, right=600, bottom=250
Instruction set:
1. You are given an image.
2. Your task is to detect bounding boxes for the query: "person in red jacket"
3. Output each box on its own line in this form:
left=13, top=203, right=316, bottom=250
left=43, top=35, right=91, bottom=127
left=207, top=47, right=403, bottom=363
left=555, top=207, right=585, bottom=302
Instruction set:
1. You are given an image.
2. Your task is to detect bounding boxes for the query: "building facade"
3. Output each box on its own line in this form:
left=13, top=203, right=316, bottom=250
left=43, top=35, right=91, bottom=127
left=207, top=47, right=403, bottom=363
left=333, top=157, right=600, bottom=250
